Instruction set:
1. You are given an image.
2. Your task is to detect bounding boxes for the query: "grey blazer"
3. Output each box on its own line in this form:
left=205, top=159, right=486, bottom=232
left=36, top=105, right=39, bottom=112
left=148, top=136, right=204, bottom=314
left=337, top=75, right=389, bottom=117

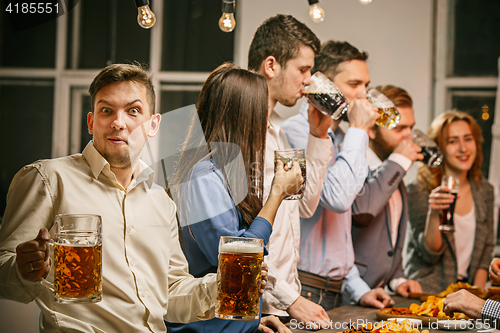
left=404, top=177, right=494, bottom=294
left=351, top=160, right=408, bottom=290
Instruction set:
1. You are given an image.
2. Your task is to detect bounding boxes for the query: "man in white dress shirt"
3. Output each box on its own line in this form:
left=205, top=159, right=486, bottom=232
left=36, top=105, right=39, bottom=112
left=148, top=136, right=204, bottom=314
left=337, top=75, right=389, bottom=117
left=247, top=14, right=334, bottom=328
left=0, top=63, right=267, bottom=332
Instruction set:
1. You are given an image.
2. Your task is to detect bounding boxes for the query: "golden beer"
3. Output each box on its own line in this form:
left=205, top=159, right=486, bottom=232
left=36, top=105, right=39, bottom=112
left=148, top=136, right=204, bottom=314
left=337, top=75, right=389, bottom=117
left=376, top=107, right=401, bottom=129
left=216, top=237, right=263, bottom=320
left=45, top=214, right=103, bottom=304
left=54, top=241, right=102, bottom=301
left=367, top=87, right=401, bottom=129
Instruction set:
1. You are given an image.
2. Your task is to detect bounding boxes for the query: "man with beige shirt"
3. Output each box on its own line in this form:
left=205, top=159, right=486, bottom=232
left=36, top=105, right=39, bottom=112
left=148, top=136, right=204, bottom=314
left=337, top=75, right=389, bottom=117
left=0, top=63, right=267, bottom=332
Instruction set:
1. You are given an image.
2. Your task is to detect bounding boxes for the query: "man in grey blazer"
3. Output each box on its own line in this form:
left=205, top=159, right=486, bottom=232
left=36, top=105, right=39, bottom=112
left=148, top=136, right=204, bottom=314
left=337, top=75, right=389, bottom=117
left=350, top=85, right=423, bottom=299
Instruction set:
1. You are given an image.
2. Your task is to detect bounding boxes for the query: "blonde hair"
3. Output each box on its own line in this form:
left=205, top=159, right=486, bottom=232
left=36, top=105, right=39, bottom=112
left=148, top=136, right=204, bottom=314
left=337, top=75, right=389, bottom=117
left=417, top=110, right=484, bottom=191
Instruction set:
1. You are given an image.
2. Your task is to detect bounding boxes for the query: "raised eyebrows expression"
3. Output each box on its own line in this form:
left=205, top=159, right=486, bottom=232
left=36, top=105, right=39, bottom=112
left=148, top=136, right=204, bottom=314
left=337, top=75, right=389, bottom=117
left=95, top=99, right=146, bottom=115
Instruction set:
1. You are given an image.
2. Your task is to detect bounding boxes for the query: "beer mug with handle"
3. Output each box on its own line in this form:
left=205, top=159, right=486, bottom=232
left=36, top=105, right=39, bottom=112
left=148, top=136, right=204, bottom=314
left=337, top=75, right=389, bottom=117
left=302, top=72, right=349, bottom=120
left=366, top=87, right=401, bottom=129
left=216, top=236, right=263, bottom=320
left=412, top=129, right=443, bottom=167
left=41, top=214, right=103, bottom=303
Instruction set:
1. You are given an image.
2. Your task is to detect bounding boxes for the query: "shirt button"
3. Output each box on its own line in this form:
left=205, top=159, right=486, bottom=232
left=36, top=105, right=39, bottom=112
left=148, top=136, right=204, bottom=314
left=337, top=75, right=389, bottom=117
left=388, top=251, right=394, bottom=257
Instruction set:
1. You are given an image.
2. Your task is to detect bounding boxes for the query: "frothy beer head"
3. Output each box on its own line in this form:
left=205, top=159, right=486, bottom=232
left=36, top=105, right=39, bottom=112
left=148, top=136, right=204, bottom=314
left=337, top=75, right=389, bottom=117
left=219, top=240, right=263, bottom=254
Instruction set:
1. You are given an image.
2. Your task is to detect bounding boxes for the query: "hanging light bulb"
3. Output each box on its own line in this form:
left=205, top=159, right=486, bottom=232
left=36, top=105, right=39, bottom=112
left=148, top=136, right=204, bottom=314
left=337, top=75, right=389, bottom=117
left=359, top=0, right=373, bottom=4
left=219, top=0, right=236, bottom=32
left=308, top=0, right=325, bottom=23
left=134, top=0, right=156, bottom=29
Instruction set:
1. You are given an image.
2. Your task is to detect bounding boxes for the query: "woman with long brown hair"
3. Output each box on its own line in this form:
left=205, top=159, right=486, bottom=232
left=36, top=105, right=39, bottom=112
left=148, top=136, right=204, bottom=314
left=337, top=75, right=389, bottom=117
left=166, top=62, right=302, bottom=333
left=404, top=110, right=494, bottom=293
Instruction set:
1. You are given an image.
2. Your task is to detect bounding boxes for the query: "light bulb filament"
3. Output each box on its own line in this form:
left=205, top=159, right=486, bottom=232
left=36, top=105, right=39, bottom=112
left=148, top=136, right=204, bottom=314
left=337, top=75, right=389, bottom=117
left=137, top=5, right=156, bottom=29
left=219, top=12, right=236, bottom=32
left=312, top=7, right=322, bottom=20
left=309, top=3, right=325, bottom=23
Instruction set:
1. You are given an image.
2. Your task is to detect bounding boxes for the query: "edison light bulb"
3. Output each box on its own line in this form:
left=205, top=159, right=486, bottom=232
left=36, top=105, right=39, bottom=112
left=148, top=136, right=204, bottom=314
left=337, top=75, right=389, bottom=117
left=219, top=13, right=236, bottom=32
left=308, top=0, right=325, bottom=23
left=219, top=0, right=236, bottom=33
left=359, top=0, right=372, bottom=4
left=137, top=4, right=156, bottom=29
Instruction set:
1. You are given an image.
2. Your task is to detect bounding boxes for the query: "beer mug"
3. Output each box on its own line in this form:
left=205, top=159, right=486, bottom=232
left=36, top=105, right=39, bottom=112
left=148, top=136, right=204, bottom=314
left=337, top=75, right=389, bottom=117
left=412, top=129, right=443, bottom=167
left=274, top=148, right=306, bottom=200
left=302, top=71, right=349, bottom=120
left=41, top=214, right=103, bottom=303
left=216, top=236, right=263, bottom=320
left=366, top=87, right=401, bottom=129
left=439, top=176, right=459, bottom=233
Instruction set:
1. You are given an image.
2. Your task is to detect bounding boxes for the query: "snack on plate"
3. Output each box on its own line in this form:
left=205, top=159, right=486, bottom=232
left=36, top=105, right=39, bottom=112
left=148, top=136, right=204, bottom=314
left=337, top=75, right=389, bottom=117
left=386, top=307, right=413, bottom=316
left=436, top=282, right=472, bottom=298
left=339, top=319, right=429, bottom=333
left=409, top=296, right=467, bottom=319
left=485, top=286, right=500, bottom=301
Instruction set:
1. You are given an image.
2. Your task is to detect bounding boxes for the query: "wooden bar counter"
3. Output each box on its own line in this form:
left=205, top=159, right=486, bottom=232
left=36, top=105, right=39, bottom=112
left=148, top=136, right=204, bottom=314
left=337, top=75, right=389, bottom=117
left=288, top=296, right=451, bottom=332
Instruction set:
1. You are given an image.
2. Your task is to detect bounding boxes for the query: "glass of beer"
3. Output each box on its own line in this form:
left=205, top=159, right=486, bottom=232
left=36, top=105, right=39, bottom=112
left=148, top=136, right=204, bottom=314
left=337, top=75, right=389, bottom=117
left=42, top=214, right=102, bottom=303
left=274, top=148, right=306, bottom=200
left=439, top=176, right=459, bottom=232
left=366, top=87, right=401, bottom=129
left=302, top=71, right=349, bottom=120
left=216, top=236, right=264, bottom=321
left=412, top=129, right=443, bottom=167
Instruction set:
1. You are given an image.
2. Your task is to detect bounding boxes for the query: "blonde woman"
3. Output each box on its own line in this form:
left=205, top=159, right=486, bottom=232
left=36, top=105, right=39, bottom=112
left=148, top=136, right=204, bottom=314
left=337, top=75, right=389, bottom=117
left=404, top=110, right=494, bottom=293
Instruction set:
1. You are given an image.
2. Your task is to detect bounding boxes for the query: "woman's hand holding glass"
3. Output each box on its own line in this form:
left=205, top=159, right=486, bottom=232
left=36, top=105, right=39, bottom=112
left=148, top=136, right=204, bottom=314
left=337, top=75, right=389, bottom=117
left=271, top=160, right=304, bottom=200
left=428, top=185, right=456, bottom=217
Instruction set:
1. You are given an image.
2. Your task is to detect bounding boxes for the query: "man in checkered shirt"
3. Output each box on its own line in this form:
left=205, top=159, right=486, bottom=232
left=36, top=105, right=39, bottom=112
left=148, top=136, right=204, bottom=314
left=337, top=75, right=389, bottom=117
left=443, top=258, right=500, bottom=328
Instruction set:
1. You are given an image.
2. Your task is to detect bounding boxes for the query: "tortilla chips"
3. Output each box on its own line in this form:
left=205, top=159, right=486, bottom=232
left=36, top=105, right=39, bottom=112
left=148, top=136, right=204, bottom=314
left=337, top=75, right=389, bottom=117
left=340, top=319, right=429, bottom=333
left=409, top=296, right=467, bottom=319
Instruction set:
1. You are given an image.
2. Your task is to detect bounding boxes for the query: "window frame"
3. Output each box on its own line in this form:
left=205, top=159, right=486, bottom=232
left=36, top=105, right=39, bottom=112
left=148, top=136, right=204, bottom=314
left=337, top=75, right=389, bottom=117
left=434, top=0, right=500, bottom=243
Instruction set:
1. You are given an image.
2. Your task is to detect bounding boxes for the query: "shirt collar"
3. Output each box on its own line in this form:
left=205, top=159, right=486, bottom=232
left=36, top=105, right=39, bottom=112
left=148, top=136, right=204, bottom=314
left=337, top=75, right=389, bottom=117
left=269, top=110, right=283, bottom=132
left=82, top=141, right=155, bottom=189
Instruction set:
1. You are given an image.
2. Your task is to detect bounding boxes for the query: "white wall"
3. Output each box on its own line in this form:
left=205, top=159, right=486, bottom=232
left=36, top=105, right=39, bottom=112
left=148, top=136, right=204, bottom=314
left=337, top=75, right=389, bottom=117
left=235, top=0, right=434, bottom=130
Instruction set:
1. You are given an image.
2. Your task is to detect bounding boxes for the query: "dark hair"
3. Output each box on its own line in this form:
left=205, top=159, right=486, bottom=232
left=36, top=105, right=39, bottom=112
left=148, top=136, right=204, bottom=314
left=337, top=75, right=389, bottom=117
left=375, top=85, right=413, bottom=108
left=417, top=110, right=484, bottom=191
left=248, top=14, right=320, bottom=71
left=171, top=62, right=268, bottom=227
left=312, top=40, right=368, bottom=79
left=88, top=63, right=156, bottom=114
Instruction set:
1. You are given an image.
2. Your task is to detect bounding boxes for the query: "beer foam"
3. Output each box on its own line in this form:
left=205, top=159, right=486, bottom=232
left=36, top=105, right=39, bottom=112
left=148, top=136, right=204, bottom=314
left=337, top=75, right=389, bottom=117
left=220, top=240, right=263, bottom=254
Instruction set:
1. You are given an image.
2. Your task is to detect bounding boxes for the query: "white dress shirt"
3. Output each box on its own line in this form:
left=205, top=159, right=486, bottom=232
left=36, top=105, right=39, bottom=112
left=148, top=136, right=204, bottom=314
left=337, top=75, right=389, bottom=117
left=0, top=142, right=217, bottom=333
left=262, top=111, right=332, bottom=316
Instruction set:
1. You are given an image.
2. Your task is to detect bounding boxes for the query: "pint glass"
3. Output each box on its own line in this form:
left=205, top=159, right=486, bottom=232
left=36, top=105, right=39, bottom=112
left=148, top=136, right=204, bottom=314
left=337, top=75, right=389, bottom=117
left=216, top=236, right=264, bottom=320
left=302, top=72, right=349, bottom=120
left=42, top=214, right=103, bottom=303
left=366, top=87, right=401, bottom=129
left=439, top=176, right=459, bottom=233
left=274, top=148, right=306, bottom=200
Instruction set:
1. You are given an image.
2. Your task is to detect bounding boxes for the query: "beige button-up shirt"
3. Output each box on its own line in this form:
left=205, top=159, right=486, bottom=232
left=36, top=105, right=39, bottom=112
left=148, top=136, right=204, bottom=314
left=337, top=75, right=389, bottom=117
left=0, top=142, right=217, bottom=333
left=262, top=111, right=332, bottom=316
